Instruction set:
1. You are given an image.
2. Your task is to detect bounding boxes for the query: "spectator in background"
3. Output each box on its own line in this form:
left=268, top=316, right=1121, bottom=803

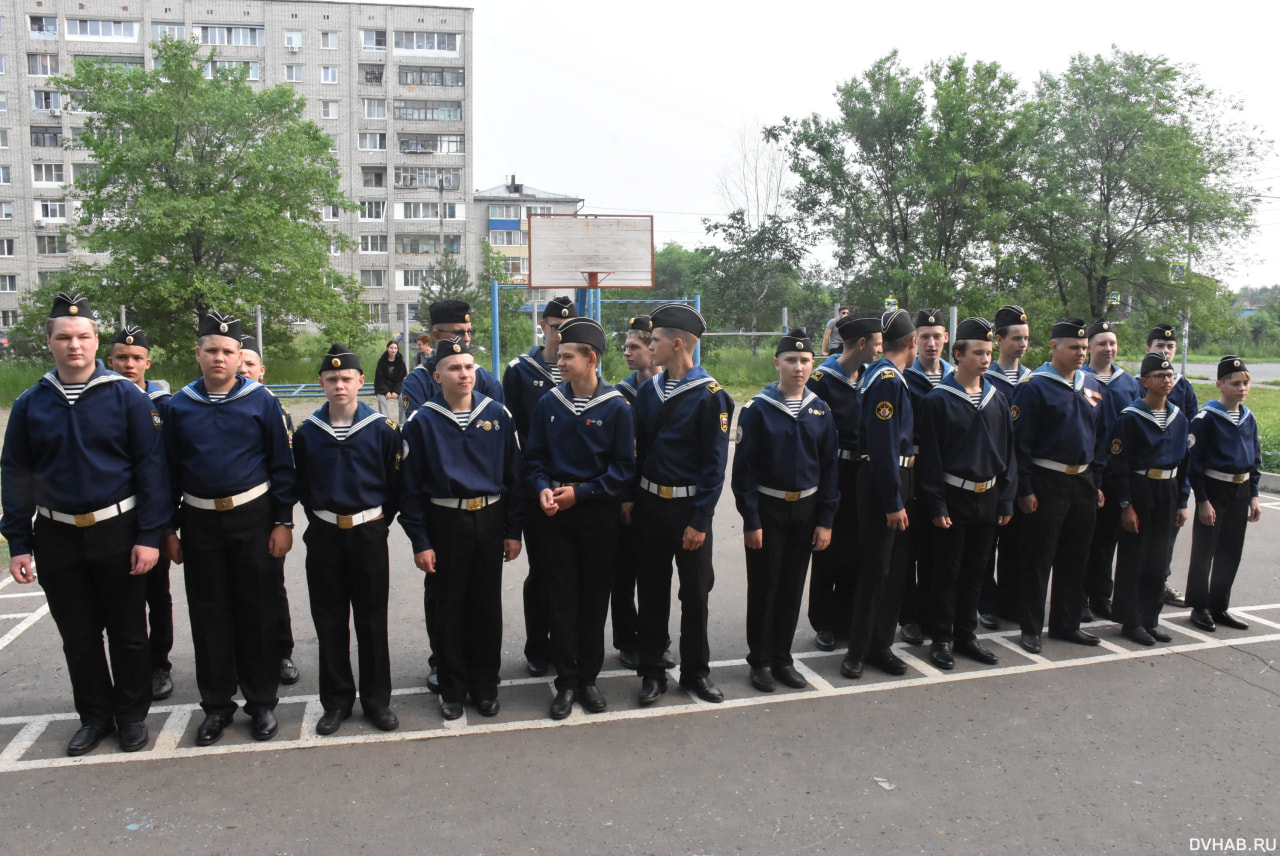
left=821, top=306, right=851, bottom=356
left=374, top=340, right=408, bottom=422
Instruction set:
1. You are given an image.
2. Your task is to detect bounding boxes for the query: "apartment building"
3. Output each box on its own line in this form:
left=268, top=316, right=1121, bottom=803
left=471, top=174, right=582, bottom=301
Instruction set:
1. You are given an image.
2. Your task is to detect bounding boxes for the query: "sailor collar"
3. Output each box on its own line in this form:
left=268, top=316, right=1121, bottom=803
left=937, top=373, right=997, bottom=410
left=1029, top=362, right=1089, bottom=393
left=858, top=359, right=906, bottom=394
left=816, top=357, right=859, bottom=389
left=1121, top=398, right=1182, bottom=431
left=651, top=367, right=715, bottom=403
left=549, top=382, right=624, bottom=414
left=180, top=375, right=262, bottom=405
left=304, top=402, right=385, bottom=441
left=423, top=392, right=498, bottom=430
left=41, top=361, right=127, bottom=404
left=1203, top=399, right=1254, bottom=427
left=517, top=348, right=559, bottom=384
left=752, top=382, right=819, bottom=419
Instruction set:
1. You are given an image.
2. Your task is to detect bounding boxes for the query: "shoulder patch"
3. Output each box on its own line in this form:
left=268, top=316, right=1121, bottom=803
left=742, top=399, right=753, bottom=409
left=720, top=412, right=729, bottom=433
left=1010, top=404, right=1020, bottom=422
left=1018, top=374, right=1034, bottom=383
left=881, top=368, right=896, bottom=380
left=811, top=371, right=824, bottom=381
left=875, top=401, right=894, bottom=421
left=507, top=357, right=520, bottom=368
left=151, top=410, right=163, bottom=431
left=1187, top=433, right=1196, bottom=449
left=707, top=381, right=724, bottom=394
left=385, top=418, right=397, bottom=429
left=734, top=425, right=743, bottom=444
left=1110, top=438, right=1122, bottom=456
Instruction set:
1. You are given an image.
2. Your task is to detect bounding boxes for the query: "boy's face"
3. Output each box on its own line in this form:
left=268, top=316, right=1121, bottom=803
left=320, top=368, right=364, bottom=406
left=47, top=317, right=98, bottom=374
left=917, top=326, right=947, bottom=361
left=1218, top=372, right=1250, bottom=405
left=955, top=340, right=992, bottom=376
left=624, top=333, right=654, bottom=372
left=649, top=328, right=679, bottom=367
left=851, top=333, right=883, bottom=364
left=108, top=343, right=151, bottom=385
left=1149, top=337, right=1177, bottom=361
left=197, top=335, right=241, bottom=384
left=775, top=350, right=814, bottom=386
left=556, top=345, right=595, bottom=384
left=1140, top=369, right=1175, bottom=397
left=997, top=324, right=1030, bottom=361
left=433, top=353, right=475, bottom=397
left=238, top=349, right=264, bottom=381
left=1089, top=333, right=1117, bottom=366
left=1051, top=337, right=1088, bottom=372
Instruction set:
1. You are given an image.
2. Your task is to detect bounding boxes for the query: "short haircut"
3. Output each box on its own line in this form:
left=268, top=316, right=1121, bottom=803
left=416, top=333, right=431, bottom=344
left=562, top=341, right=598, bottom=360
left=625, top=328, right=653, bottom=347
left=197, top=333, right=241, bottom=349
left=655, top=326, right=698, bottom=351
left=995, top=323, right=1027, bottom=339
left=1219, top=370, right=1251, bottom=383
left=883, top=332, right=916, bottom=353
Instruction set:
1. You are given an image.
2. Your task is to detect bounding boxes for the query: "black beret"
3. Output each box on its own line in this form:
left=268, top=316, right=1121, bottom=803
left=556, top=317, right=607, bottom=355
left=429, top=299, right=471, bottom=326
left=994, top=304, right=1028, bottom=329
left=198, top=310, right=243, bottom=341
left=1139, top=353, right=1173, bottom=377
left=1146, top=324, right=1176, bottom=344
left=775, top=331, right=814, bottom=357
left=955, top=317, right=994, bottom=342
left=650, top=302, right=706, bottom=337
left=836, top=312, right=881, bottom=342
left=239, top=334, right=261, bottom=356
left=1085, top=319, right=1114, bottom=340
left=914, top=308, right=944, bottom=328
left=318, top=343, right=362, bottom=375
left=627, top=314, right=653, bottom=332
left=49, top=292, right=93, bottom=320
left=543, top=296, right=577, bottom=320
left=1218, top=355, right=1248, bottom=379
left=1050, top=317, right=1088, bottom=339
left=110, top=324, right=149, bottom=350
left=881, top=308, right=915, bottom=341
left=433, top=336, right=471, bottom=364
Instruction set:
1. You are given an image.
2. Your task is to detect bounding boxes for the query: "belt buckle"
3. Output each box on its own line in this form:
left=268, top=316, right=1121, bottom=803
left=784, top=491, right=800, bottom=502
left=973, top=481, right=988, bottom=494
left=1065, top=465, right=1081, bottom=475
left=73, top=512, right=96, bottom=527
left=337, top=514, right=355, bottom=529
left=466, top=497, right=484, bottom=511
left=214, top=496, right=235, bottom=512
left=658, top=485, right=674, bottom=499
left=1234, top=474, right=1248, bottom=484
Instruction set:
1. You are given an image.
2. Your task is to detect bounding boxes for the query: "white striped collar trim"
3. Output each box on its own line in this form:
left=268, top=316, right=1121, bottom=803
left=180, top=378, right=262, bottom=404
left=753, top=388, right=819, bottom=419
left=422, top=394, right=497, bottom=430
left=550, top=385, right=623, bottom=414
left=1121, top=401, right=1181, bottom=430
left=303, top=409, right=385, bottom=441
left=858, top=362, right=906, bottom=394
left=937, top=377, right=996, bottom=410
left=518, top=352, right=559, bottom=383
left=1201, top=401, right=1253, bottom=427
left=42, top=370, right=126, bottom=403
left=1029, top=362, right=1086, bottom=392
left=651, top=372, right=714, bottom=403
left=815, top=365, right=858, bottom=389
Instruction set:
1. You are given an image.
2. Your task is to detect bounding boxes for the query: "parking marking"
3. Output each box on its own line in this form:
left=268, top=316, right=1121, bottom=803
left=0, top=603, right=49, bottom=654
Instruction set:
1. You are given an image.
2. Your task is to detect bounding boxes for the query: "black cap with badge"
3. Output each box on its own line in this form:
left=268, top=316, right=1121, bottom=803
left=836, top=311, right=881, bottom=342
left=628, top=314, right=653, bottom=332
left=1218, top=355, right=1248, bottom=379
left=955, top=317, right=994, bottom=342
left=1085, top=319, right=1114, bottom=340
left=1050, top=317, right=1088, bottom=339
left=543, top=296, right=577, bottom=320
left=239, top=334, right=261, bottom=357
left=994, top=304, right=1028, bottom=329
left=775, top=330, right=814, bottom=356
left=1147, top=324, right=1176, bottom=344
left=110, top=324, right=150, bottom=350
left=881, top=308, right=915, bottom=341
left=49, top=292, right=94, bottom=320
left=556, top=317, right=607, bottom=355
left=198, top=310, right=243, bottom=341
left=433, top=336, right=470, bottom=364
left=1140, top=353, right=1173, bottom=376
left=650, top=302, right=706, bottom=337
left=914, top=308, right=944, bottom=329
left=318, top=343, right=362, bottom=375
left=429, top=299, right=471, bottom=326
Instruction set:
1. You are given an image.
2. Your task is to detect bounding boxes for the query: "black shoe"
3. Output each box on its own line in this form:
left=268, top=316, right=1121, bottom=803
left=979, top=613, right=1000, bottom=630
left=196, top=713, right=233, bottom=747
left=278, top=657, right=300, bottom=685
left=1123, top=625, right=1155, bottom=646
left=526, top=657, right=549, bottom=677
left=749, top=667, right=775, bottom=693
left=814, top=630, right=837, bottom=651
left=475, top=698, right=500, bottom=718
left=1048, top=628, right=1101, bottom=646
left=955, top=638, right=999, bottom=665
left=772, top=664, right=807, bottom=689
left=638, top=677, right=667, bottom=705
left=427, top=667, right=440, bottom=694
left=579, top=684, right=607, bottom=713
left=316, top=708, right=352, bottom=735
left=866, top=649, right=908, bottom=676
left=899, top=623, right=925, bottom=645
left=679, top=675, right=724, bottom=703
left=151, top=668, right=174, bottom=701
left=930, top=641, right=954, bottom=670
left=618, top=649, right=640, bottom=670
left=440, top=699, right=464, bottom=720
left=839, top=657, right=863, bottom=679
left=1080, top=604, right=1094, bottom=623
left=67, top=723, right=114, bottom=757
left=1164, top=586, right=1187, bottom=607
left=1189, top=608, right=1216, bottom=632
left=1212, top=610, right=1249, bottom=630
left=661, top=649, right=677, bottom=669
left=1147, top=625, right=1173, bottom=643
left=1091, top=600, right=1114, bottom=621
left=118, top=721, right=149, bottom=753
left=1019, top=633, right=1042, bottom=654
left=362, top=705, right=398, bottom=731
left=251, top=709, right=278, bottom=741
left=550, top=688, right=576, bottom=720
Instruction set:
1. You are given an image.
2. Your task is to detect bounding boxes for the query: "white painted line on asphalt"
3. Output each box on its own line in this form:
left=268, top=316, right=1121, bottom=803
left=0, top=592, right=48, bottom=600
left=987, top=632, right=1050, bottom=664
left=792, top=658, right=833, bottom=692
left=0, top=721, right=48, bottom=765
left=0, top=603, right=49, bottom=654
left=894, top=647, right=944, bottom=679
left=0, top=613, right=35, bottom=620
left=1240, top=611, right=1280, bottom=631
left=153, top=707, right=190, bottom=754
left=1095, top=638, right=1129, bottom=656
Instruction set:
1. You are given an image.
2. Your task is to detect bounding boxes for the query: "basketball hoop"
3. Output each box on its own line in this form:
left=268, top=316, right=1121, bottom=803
left=579, top=271, right=614, bottom=288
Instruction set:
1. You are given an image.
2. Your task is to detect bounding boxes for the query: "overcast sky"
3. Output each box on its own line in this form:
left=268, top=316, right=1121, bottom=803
left=452, top=0, right=1280, bottom=289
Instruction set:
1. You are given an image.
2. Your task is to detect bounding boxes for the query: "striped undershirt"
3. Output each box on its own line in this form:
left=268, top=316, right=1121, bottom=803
left=549, top=366, right=562, bottom=384
left=61, top=382, right=87, bottom=404
left=1151, top=408, right=1168, bottom=428
left=968, top=391, right=983, bottom=406
left=1095, top=372, right=1114, bottom=385
left=206, top=391, right=228, bottom=401
left=785, top=398, right=803, bottom=416
left=331, top=424, right=352, bottom=441
left=453, top=409, right=473, bottom=429
left=572, top=396, right=590, bottom=415
left=1227, top=409, right=1241, bottom=424
left=663, top=377, right=678, bottom=396
left=1004, top=367, right=1020, bottom=384
left=925, top=370, right=943, bottom=387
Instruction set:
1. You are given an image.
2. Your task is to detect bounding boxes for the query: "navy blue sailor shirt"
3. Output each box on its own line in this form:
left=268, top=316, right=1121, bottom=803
left=905, top=356, right=954, bottom=413
left=985, top=362, right=1030, bottom=402
left=1, top=361, right=172, bottom=555
left=617, top=371, right=644, bottom=405
left=398, top=391, right=523, bottom=553
left=731, top=383, right=839, bottom=532
left=1010, top=363, right=1107, bottom=498
left=916, top=374, right=1017, bottom=520
left=1187, top=401, right=1261, bottom=499
left=502, top=346, right=561, bottom=444
left=1168, top=372, right=1198, bottom=420
left=165, top=375, right=297, bottom=525
left=858, top=357, right=915, bottom=514
left=401, top=358, right=503, bottom=416
left=807, top=354, right=863, bottom=454
left=293, top=401, right=401, bottom=524
left=1082, top=363, right=1141, bottom=441
left=632, top=365, right=734, bottom=533
left=525, top=381, right=635, bottom=504
left=145, top=379, right=172, bottom=418
left=1104, top=399, right=1190, bottom=509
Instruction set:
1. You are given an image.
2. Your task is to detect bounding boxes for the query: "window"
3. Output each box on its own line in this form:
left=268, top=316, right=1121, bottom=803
left=398, top=133, right=464, bottom=154
left=361, top=168, right=385, bottom=187
left=358, top=132, right=386, bottom=151
left=152, top=22, right=184, bottom=40
left=401, top=269, right=430, bottom=290
left=0, top=240, right=14, bottom=257
left=321, top=101, right=339, bottom=119
left=205, top=60, right=259, bottom=80
left=392, top=100, right=461, bottom=121
left=321, top=205, right=340, bottom=221
left=38, top=271, right=66, bottom=287
left=0, top=166, right=9, bottom=184
left=37, top=235, right=68, bottom=255
left=31, top=127, right=62, bottom=148
left=285, top=65, right=302, bottom=82
left=0, top=274, right=15, bottom=291
left=31, top=90, right=62, bottom=111
left=362, top=99, right=385, bottom=119
left=489, top=204, right=520, bottom=219
left=360, top=30, right=386, bottom=51
left=322, top=66, right=338, bottom=84
left=0, top=203, right=12, bottom=220
left=0, top=131, right=7, bottom=149
left=489, top=230, right=528, bottom=246
left=393, top=31, right=458, bottom=51
left=198, top=26, right=264, bottom=46
left=360, top=201, right=385, bottom=221
left=78, top=55, right=144, bottom=71
left=33, top=163, right=65, bottom=183
left=328, top=135, right=338, bottom=153
left=527, top=205, right=553, bottom=216
left=360, top=235, right=387, bottom=253
left=284, top=31, right=302, bottom=48
left=66, top=20, right=138, bottom=38
left=321, top=32, right=337, bottom=49
left=0, top=310, right=19, bottom=327
left=505, top=257, right=529, bottom=275
left=394, top=166, right=461, bottom=189
left=364, top=302, right=388, bottom=323
left=394, top=235, right=457, bottom=255
left=38, top=200, right=67, bottom=219
left=398, top=66, right=465, bottom=86
left=360, top=269, right=386, bottom=289
left=28, top=54, right=59, bottom=76
left=73, top=163, right=100, bottom=183
left=400, top=202, right=457, bottom=220
left=0, top=96, right=6, bottom=112
left=360, top=64, right=384, bottom=85
left=29, top=16, right=59, bottom=38
left=329, top=240, right=342, bottom=256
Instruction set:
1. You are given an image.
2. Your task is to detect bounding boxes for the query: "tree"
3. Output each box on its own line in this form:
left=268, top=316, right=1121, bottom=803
left=31, top=36, right=364, bottom=349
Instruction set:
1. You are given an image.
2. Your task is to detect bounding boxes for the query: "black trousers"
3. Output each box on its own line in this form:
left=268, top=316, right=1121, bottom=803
left=146, top=555, right=174, bottom=672
left=1018, top=469, right=1096, bottom=636
left=303, top=518, right=393, bottom=712
left=746, top=495, right=816, bottom=668
left=979, top=510, right=1025, bottom=620
left=181, top=497, right=280, bottom=717
left=846, top=465, right=913, bottom=663
left=522, top=503, right=553, bottom=664
left=1186, top=480, right=1252, bottom=612
left=274, top=555, right=295, bottom=659
left=1084, top=482, right=1122, bottom=607
left=611, top=513, right=642, bottom=652
left=926, top=486, right=998, bottom=644
left=425, top=503, right=505, bottom=703
left=35, top=512, right=150, bottom=727
left=899, top=494, right=936, bottom=627
left=542, top=500, right=620, bottom=690
left=634, top=492, right=715, bottom=681
left=1113, top=478, right=1177, bottom=631
left=807, top=459, right=859, bottom=636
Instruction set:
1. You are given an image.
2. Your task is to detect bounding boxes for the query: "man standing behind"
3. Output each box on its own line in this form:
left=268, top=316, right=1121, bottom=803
left=2, top=294, right=170, bottom=756
left=402, top=300, right=504, bottom=414
left=821, top=305, right=851, bottom=356
left=1147, top=324, right=1197, bottom=607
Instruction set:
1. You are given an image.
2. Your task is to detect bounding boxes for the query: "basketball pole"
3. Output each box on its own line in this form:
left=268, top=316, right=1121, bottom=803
left=490, top=278, right=500, bottom=376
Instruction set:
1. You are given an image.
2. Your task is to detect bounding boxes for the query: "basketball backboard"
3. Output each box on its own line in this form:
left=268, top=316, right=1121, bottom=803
left=528, top=214, right=654, bottom=289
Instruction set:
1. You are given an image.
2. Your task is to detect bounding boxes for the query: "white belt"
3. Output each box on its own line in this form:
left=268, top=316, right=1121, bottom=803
left=757, top=486, right=818, bottom=502
left=838, top=449, right=857, bottom=462
left=1135, top=468, right=1177, bottom=481
left=640, top=477, right=696, bottom=499
left=943, top=474, right=997, bottom=494
left=899, top=455, right=916, bottom=469
left=314, top=505, right=384, bottom=529
left=1205, top=469, right=1250, bottom=485
left=430, top=495, right=501, bottom=511
left=1031, top=458, right=1089, bottom=476
left=37, top=495, right=136, bottom=528
left=182, top=481, right=269, bottom=512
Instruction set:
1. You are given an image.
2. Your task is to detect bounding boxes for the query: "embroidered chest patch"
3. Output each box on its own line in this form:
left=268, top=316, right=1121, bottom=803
left=1111, top=438, right=1123, bottom=456
left=876, top=401, right=893, bottom=421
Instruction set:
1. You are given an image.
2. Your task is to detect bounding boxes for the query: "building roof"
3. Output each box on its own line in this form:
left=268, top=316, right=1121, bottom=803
left=473, top=178, right=582, bottom=204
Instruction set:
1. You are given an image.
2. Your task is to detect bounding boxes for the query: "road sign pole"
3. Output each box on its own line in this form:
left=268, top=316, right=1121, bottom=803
left=491, top=279, right=500, bottom=376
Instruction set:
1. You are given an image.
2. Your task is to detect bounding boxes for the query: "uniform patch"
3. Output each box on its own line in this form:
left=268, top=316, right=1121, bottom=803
left=734, top=425, right=743, bottom=443
left=707, top=381, right=724, bottom=394
left=1111, top=438, right=1122, bottom=456
left=1010, top=404, right=1020, bottom=422
left=720, top=412, right=729, bottom=433
left=385, top=418, right=397, bottom=429
left=151, top=410, right=163, bottom=430
left=880, top=369, right=896, bottom=380
left=742, top=400, right=753, bottom=409
left=1187, top=434, right=1196, bottom=449
left=876, top=401, right=893, bottom=420
left=811, top=371, right=824, bottom=381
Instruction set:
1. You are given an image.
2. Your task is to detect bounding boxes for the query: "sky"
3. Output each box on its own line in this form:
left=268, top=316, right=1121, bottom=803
left=417, top=0, right=1279, bottom=289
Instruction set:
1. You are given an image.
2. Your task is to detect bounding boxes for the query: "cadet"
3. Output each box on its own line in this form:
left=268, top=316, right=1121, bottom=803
left=293, top=345, right=401, bottom=735
left=1081, top=319, right=1141, bottom=621
left=806, top=311, right=882, bottom=651
left=732, top=332, right=837, bottom=692
left=1104, top=353, right=1189, bottom=645
left=916, top=317, right=1013, bottom=668
left=525, top=318, right=635, bottom=718
left=164, top=312, right=296, bottom=746
left=1011, top=318, right=1107, bottom=654
left=399, top=339, right=523, bottom=721
left=106, top=324, right=177, bottom=701
left=401, top=299, right=504, bottom=414
left=503, top=295, right=576, bottom=677
left=631, top=303, right=734, bottom=705
left=1, top=294, right=170, bottom=756
left=1147, top=324, right=1197, bottom=607
left=979, top=304, right=1031, bottom=629
left=1184, top=356, right=1261, bottom=632
left=840, top=309, right=917, bottom=680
